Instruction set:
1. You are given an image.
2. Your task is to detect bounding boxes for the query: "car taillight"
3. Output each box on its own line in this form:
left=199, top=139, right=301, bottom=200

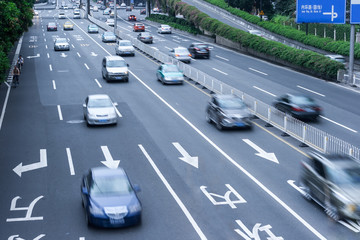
left=205, top=48, right=209, bottom=51
left=292, top=107, right=305, bottom=112
left=188, top=54, right=192, bottom=57
left=313, top=107, right=321, bottom=111
left=194, top=47, right=200, bottom=51
left=175, top=54, right=180, bottom=57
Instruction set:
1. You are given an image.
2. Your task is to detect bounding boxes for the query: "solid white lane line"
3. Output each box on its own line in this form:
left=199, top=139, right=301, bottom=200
left=139, top=144, right=207, bottom=240
left=84, top=63, right=89, bottom=70
left=215, top=55, right=229, bottom=61
left=47, top=53, right=50, bottom=58
left=66, top=148, right=75, bottom=175
left=115, top=107, right=122, bottom=118
left=297, top=85, right=325, bottom=97
left=52, top=80, right=56, bottom=90
left=212, top=68, right=228, bottom=75
left=77, top=52, right=81, bottom=57
left=253, top=86, right=277, bottom=97
left=320, top=115, right=358, bottom=133
left=94, top=78, right=102, bottom=88
left=49, top=64, right=53, bottom=71
left=249, top=67, right=268, bottom=76
left=57, top=105, right=63, bottom=120
left=131, top=70, right=326, bottom=240
left=338, top=221, right=360, bottom=233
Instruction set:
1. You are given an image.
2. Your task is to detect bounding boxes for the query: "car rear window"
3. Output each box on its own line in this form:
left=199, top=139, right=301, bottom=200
left=218, top=98, right=246, bottom=109
left=291, top=96, right=315, bottom=105
left=107, top=60, right=126, bottom=67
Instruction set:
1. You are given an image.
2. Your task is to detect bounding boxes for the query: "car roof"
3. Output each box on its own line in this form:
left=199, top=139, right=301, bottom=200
left=325, top=54, right=344, bottom=59
left=104, top=55, right=125, bottom=61
left=119, top=39, right=131, bottom=43
left=213, top=94, right=240, bottom=99
left=91, top=167, right=126, bottom=179
left=55, top=38, right=67, bottom=41
left=174, top=47, right=188, bottom=50
left=309, top=152, right=358, bottom=168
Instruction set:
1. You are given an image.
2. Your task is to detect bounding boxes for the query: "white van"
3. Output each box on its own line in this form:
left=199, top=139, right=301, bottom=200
left=102, top=56, right=129, bottom=82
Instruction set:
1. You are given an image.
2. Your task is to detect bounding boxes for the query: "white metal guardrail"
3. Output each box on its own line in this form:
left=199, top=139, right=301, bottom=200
left=88, top=14, right=360, bottom=160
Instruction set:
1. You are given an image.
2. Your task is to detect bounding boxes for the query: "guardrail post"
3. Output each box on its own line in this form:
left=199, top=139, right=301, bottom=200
left=323, top=136, right=328, bottom=153
left=299, top=126, right=308, bottom=147
left=349, top=148, right=353, bottom=157
left=210, top=79, right=214, bottom=94
left=265, top=107, right=272, bottom=127
left=281, top=116, right=289, bottom=136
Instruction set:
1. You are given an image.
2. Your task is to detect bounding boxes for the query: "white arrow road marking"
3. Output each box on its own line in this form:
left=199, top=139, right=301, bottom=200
left=13, top=149, right=47, bottom=177
left=27, top=53, right=40, bottom=59
left=101, top=146, right=120, bottom=169
left=60, top=53, right=67, bottom=57
left=172, top=142, right=199, bottom=168
left=91, top=52, right=98, bottom=56
left=243, top=139, right=279, bottom=163
left=8, top=235, right=24, bottom=240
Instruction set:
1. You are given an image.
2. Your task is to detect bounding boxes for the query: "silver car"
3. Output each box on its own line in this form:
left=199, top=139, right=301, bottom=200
left=54, top=38, right=70, bottom=51
left=115, top=40, right=135, bottom=56
left=157, top=24, right=171, bottom=34
left=169, top=47, right=191, bottom=63
left=58, top=12, right=66, bottom=19
left=83, top=94, right=117, bottom=126
left=102, top=31, right=116, bottom=42
left=105, top=18, right=115, bottom=27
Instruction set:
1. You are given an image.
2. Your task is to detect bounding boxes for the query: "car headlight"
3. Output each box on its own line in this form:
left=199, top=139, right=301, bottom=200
left=89, top=204, right=104, bottom=216
left=124, top=71, right=128, bottom=75
left=347, top=204, right=357, bottom=213
left=88, top=113, right=96, bottom=118
left=128, top=203, right=141, bottom=214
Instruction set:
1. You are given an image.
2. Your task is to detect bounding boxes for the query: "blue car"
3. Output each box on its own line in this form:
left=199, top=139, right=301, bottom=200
left=156, top=64, right=184, bottom=84
left=81, top=167, right=142, bottom=228
left=87, top=24, right=99, bottom=33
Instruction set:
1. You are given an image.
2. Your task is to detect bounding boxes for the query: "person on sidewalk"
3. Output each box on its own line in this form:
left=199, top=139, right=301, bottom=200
left=12, top=65, right=20, bottom=88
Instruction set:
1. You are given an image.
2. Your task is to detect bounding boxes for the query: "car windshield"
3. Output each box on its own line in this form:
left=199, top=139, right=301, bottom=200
left=56, top=38, right=67, bottom=43
left=142, top=32, right=151, bottom=37
left=327, top=166, right=360, bottom=185
left=119, top=41, right=131, bottom=46
left=218, top=98, right=246, bottom=109
left=291, top=96, right=315, bottom=105
left=163, top=65, right=179, bottom=73
left=107, top=60, right=126, bottom=67
left=48, top=22, right=56, bottom=26
left=90, top=175, right=132, bottom=196
left=195, top=44, right=208, bottom=48
left=88, top=98, right=113, bottom=108
left=89, top=25, right=97, bottom=28
left=175, top=48, right=189, bottom=54
left=65, top=22, right=72, bottom=25
left=335, top=58, right=345, bottom=63
left=104, top=32, right=114, bottom=36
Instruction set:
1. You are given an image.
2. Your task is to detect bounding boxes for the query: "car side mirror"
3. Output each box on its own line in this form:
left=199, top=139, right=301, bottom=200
left=127, top=63, right=129, bottom=67
left=113, top=102, right=118, bottom=106
left=82, top=187, right=88, bottom=195
left=133, top=184, right=141, bottom=192
left=170, top=49, right=174, bottom=52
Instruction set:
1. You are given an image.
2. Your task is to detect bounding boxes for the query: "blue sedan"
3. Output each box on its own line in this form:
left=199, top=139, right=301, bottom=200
left=156, top=64, right=184, bottom=84
left=81, top=167, right=142, bottom=228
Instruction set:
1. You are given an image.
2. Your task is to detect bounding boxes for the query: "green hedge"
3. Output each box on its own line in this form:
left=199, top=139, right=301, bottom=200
left=155, top=0, right=344, bottom=80
left=197, top=0, right=360, bottom=59
left=146, top=14, right=202, bottom=35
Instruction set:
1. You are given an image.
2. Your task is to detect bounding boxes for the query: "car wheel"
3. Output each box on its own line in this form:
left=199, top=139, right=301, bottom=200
left=216, top=118, right=223, bottom=131
left=299, top=180, right=312, bottom=201
left=206, top=111, right=212, bottom=123
left=325, top=201, right=340, bottom=221
left=102, top=71, right=105, bottom=80
left=85, top=210, right=91, bottom=226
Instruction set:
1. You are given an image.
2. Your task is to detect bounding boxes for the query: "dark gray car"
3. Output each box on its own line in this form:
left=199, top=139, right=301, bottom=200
left=206, top=94, right=252, bottom=130
left=299, top=152, right=360, bottom=221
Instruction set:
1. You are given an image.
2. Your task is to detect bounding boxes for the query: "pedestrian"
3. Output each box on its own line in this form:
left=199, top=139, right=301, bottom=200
left=17, top=55, right=24, bottom=71
left=12, top=65, right=20, bottom=88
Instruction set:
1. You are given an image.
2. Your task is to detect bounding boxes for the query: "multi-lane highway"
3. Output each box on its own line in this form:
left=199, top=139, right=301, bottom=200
left=0, top=1, right=360, bottom=239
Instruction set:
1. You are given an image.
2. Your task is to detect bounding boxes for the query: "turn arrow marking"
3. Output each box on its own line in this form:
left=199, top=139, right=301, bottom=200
left=13, top=149, right=47, bottom=177
left=172, top=142, right=198, bottom=168
left=101, top=146, right=120, bottom=169
left=60, top=53, right=67, bottom=58
left=242, top=139, right=279, bottom=164
left=27, top=53, right=40, bottom=59
left=91, top=52, right=98, bottom=56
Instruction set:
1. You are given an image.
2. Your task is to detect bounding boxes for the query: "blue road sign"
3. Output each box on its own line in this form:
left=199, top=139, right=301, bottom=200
left=296, top=0, right=346, bottom=24
left=351, top=0, right=360, bottom=24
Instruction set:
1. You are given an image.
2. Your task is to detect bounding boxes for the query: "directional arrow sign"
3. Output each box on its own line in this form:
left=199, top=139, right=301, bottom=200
left=27, top=54, right=40, bottom=59
left=90, top=52, right=98, bottom=56
left=101, top=146, right=120, bottom=169
left=60, top=53, right=67, bottom=58
left=242, top=139, right=279, bottom=164
left=13, top=149, right=47, bottom=177
left=172, top=142, right=198, bottom=168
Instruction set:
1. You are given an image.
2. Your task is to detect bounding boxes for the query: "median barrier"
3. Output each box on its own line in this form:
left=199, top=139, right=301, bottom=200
left=87, top=14, right=360, bottom=161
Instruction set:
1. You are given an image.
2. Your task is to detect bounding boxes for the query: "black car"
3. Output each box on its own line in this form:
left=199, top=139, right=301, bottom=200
left=273, top=94, right=321, bottom=121
left=206, top=94, right=252, bottom=130
left=188, top=43, right=210, bottom=59
left=299, top=152, right=360, bottom=221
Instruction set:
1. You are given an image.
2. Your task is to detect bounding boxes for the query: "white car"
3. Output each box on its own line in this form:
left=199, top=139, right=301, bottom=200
left=169, top=47, right=191, bottom=63
left=115, top=40, right=135, bottom=56
left=54, top=38, right=70, bottom=51
left=157, top=24, right=172, bottom=34
left=120, top=3, right=126, bottom=8
left=93, top=6, right=98, bottom=12
left=105, top=18, right=115, bottom=27
left=58, top=12, right=66, bottom=19
left=83, top=94, right=118, bottom=126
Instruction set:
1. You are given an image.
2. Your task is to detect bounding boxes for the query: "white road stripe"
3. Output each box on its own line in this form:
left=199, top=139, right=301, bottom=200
left=52, top=80, right=56, bottom=90
left=139, top=145, right=207, bottom=240
left=67, top=38, right=70, bottom=42
left=347, top=220, right=360, bottom=231
left=216, top=55, right=229, bottom=61
left=79, top=238, right=85, bottom=240
left=173, top=39, right=181, bottom=43
left=71, top=44, right=75, bottom=48
left=77, top=52, right=81, bottom=57
left=94, top=78, right=102, bottom=88
left=45, top=45, right=48, bottom=49
left=253, top=86, right=277, bottom=97
left=49, top=64, right=53, bottom=71
left=249, top=67, right=268, bottom=76
left=320, top=115, right=358, bottom=133
left=47, top=53, right=50, bottom=58
left=44, top=38, right=46, bottom=42
left=131, top=69, right=326, bottom=239
left=115, top=107, right=122, bottom=118
left=297, top=85, right=325, bottom=97
left=212, top=68, right=228, bottom=75
left=84, top=63, right=89, bottom=70
left=165, top=46, right=172, bottom=50
left=57, top=105, right=63, bottom=120
left=338, top=221, right=360, bottom=232
left=64, top=32, right=67, bottom=35
left=66, top=148, right=75, bottom=175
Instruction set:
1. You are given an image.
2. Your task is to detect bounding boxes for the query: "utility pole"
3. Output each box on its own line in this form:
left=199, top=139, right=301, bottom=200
left=114, top=0, right=117, bottom=34
left=349, top=24, right=355, bottom=85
